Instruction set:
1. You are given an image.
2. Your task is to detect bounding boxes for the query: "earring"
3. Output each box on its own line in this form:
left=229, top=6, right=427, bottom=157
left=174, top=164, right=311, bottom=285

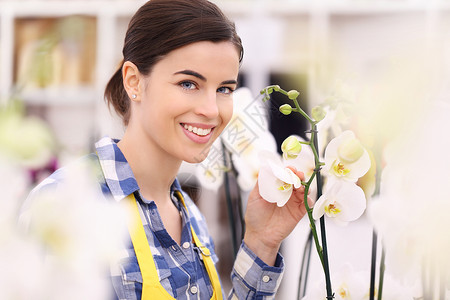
left=131, top=94, right=137, bottom=99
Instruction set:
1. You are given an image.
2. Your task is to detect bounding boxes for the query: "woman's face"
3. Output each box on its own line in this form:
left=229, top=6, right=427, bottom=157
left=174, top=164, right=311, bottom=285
left=132, top=41, right=240, bottom=163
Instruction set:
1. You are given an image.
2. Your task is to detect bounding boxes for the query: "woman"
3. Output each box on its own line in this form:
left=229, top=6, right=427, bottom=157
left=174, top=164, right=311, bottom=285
left=26, top=0, right=309, bottom=298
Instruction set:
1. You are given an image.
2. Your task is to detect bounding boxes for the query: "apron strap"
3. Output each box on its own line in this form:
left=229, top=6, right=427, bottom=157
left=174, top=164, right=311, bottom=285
left=125, top=193, right=174, bottom=298
left=125, top=192, right=223, bottom=299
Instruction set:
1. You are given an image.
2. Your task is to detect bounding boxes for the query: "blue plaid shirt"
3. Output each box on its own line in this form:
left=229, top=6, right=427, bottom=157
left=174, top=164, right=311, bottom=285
left=24, top=137, right=284, bottom=299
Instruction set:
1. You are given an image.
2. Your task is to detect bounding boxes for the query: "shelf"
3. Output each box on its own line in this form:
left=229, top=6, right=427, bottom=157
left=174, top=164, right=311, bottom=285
left=1, top=1, right=449, bottom=18
left=0, top=1, right=144, bottom=17
left=20, top=86, right=97, bottom=105
left=218, top=0, right=450, bottom=17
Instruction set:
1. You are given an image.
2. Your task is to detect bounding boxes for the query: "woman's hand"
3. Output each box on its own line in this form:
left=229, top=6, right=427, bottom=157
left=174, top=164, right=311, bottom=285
left=243, top=167, right=310, bottom=266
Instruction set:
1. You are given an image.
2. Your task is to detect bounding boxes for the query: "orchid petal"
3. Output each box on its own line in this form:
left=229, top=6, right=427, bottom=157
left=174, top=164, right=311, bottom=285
left=312, top=194, right=327, bottom=220
left=258, top=164, right=291, bottom=205
left=257, top=150, right=300, bottom=207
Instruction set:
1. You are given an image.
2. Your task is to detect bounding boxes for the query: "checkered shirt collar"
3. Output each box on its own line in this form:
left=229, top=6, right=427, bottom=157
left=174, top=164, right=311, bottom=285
left=95, top=136, right=182, bottom=202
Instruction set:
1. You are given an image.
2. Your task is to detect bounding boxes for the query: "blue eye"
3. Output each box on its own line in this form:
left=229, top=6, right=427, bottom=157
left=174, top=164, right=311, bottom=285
left=217, top=86, right=234, bottom=95
left=180, top=81, right=196, bottom=90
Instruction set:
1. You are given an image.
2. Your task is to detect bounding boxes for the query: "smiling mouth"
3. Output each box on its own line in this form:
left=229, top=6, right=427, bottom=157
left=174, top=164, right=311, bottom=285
left=181, top=123, right=213, bottom=136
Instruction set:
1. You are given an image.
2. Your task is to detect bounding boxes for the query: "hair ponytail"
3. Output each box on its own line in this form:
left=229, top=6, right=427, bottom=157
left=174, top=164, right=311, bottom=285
left=104, top=62, right=130, bottom=125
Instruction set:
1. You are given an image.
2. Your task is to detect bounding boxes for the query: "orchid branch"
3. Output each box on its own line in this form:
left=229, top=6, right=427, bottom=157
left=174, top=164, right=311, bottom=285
left=261, top=85, right=334, bottom=299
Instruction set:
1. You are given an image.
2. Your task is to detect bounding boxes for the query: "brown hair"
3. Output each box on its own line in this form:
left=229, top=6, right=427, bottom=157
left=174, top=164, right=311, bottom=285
left=104, top=0, right=243, bottom=125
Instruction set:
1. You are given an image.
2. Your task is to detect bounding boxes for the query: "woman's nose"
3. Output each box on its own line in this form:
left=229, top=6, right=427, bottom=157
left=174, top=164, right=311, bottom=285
left=194, top=90, right=219, bottom=119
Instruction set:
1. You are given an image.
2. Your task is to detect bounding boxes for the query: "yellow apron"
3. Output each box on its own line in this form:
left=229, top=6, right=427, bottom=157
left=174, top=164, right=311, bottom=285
left=124, top=191, right=223, bottom=300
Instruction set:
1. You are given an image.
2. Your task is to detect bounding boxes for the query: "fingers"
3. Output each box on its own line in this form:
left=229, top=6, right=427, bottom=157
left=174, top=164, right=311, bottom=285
left=286, top=166, right=305, bottom=181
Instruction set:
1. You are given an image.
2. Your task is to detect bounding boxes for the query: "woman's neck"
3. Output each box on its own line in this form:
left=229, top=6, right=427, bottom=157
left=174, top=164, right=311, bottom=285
left=117, top=129, right=182, bottom=205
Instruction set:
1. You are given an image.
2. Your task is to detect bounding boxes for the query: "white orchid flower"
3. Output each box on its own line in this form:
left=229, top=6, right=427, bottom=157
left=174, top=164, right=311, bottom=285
left=312, top=180, right=366, bottom=225
left=257, top=150, right=301, bottom=207
left=323, top=130, right=370, bottom=182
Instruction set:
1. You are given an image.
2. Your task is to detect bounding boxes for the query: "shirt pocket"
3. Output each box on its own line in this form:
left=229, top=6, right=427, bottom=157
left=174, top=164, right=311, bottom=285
left=119, top=256, right=174, bottom=299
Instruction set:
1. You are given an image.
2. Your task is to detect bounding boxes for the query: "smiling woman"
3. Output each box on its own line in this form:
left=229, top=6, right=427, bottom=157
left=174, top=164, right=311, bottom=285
left=23, top=0, right=311, bottom=299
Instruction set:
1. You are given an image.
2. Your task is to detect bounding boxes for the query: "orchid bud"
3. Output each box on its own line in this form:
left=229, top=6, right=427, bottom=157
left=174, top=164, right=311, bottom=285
left=311, top=106, right=326, bottom=122
left=287, top=90, right=299, bottom=100
left=279, top=104, right=293, bottom=115
left=281, top=136, right=302, bottom=160
left=337, top=138, right=364, bottom=164
left=273, top=85, right=281, bottom=92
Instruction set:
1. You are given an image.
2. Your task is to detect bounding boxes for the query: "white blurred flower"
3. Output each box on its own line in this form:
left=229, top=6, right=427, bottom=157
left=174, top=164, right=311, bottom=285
left=221, top=87, right=269, bottom=156
left=257, top=150, right=301, bottom=207
left=233, top=130, right=277, bottom=191
left=197, top=87, right=277, bottom=192
left=17, top=160, right=127, bottom=299
left=0, top=159, right=29, bottom=225
left=369, top=100, right=450, bottom=284
left=302, top=264, right=417, bottom=300
left=0, top=109, right=55, bottom=168
left=312, top=180, right=366, bottom=226
left=323, top=130, right=370, bottom=182
left=302, top=264, right=367, bottom=300
left=316, top=106, right=337, bottom=153
left=195, top=159, right=226, bottom=191
left=0, top=234, right=45, bottom=300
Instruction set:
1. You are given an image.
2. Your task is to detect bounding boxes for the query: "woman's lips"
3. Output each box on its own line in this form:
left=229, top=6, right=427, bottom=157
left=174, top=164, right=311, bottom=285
left=180, top=123, right=215, bottom=144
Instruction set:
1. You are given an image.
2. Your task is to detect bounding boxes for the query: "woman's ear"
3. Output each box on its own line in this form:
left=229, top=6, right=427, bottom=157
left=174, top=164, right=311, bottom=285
left=122, top=61, right=141, bottom=101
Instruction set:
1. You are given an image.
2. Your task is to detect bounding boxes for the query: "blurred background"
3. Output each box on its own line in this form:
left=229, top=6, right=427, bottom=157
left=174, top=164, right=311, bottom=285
left=1, top=0, right=449, bottom=298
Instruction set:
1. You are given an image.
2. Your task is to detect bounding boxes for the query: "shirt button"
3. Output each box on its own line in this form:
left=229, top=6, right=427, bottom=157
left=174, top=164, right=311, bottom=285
left=262, top=275, right=270, bottom=283
left=190, top=285, right=198, bottom=294
left=182, top=242, right=190, bottom=249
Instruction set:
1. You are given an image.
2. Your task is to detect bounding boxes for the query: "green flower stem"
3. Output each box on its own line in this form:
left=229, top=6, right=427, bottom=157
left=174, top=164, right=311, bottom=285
left=369, top=231, right=378, bottom=300
left=302, top=171, right=325, bottom=269
left=312, top=124, right=333, bottom=299
left=371, top=144, right=384, bottom=300
left=292, top=97, right=315, bottom=124
left=297, top=230, right=313, bottom=300
left=377, top=248, right=386, bottom=300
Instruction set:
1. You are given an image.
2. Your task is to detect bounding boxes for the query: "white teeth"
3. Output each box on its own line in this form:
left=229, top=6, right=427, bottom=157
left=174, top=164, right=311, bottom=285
left=183, top=124, right=212, bottom=136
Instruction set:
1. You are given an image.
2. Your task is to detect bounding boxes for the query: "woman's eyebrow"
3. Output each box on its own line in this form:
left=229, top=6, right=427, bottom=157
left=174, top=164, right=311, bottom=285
left=174, top=69, right=237, bottom=85
left=221, top=79, right=238, bottom=85
left=174, top=70, right=206, bottom=81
